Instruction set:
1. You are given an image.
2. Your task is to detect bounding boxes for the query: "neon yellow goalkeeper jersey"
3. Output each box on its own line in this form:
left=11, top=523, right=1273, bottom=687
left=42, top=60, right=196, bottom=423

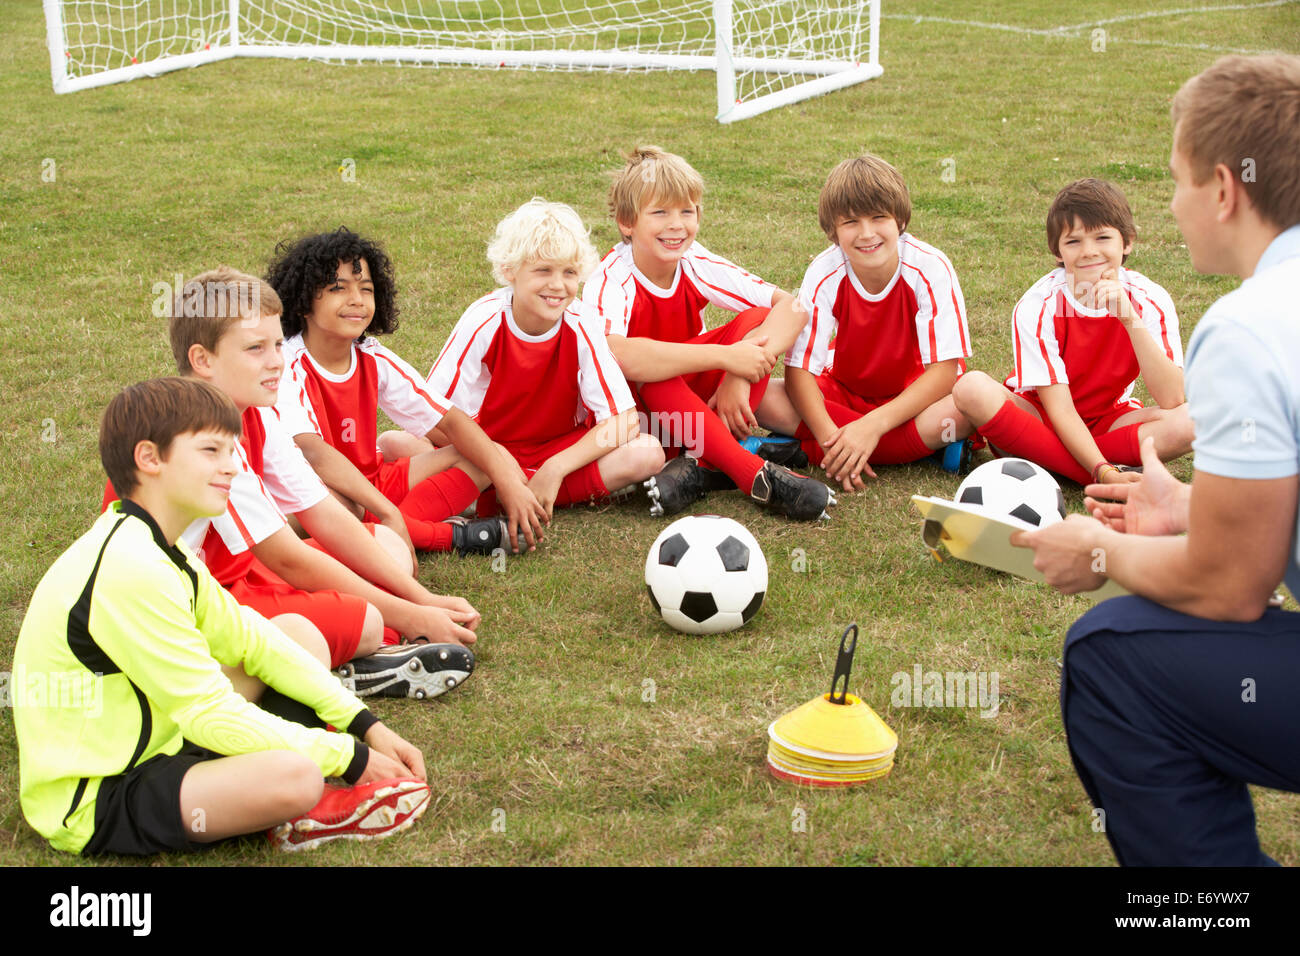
left=13, top=499, right=371, bottom=853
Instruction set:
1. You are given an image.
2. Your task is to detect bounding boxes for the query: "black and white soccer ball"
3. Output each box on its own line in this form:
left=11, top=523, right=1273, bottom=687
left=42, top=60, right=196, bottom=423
left=954, top=458, right=1066, bottom=528
left=644, top=515, right=768, bottom=635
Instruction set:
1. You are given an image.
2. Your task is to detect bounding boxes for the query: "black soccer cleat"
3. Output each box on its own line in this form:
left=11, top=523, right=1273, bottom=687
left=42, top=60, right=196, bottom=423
left=445, top=516, right=522, bottom=556
left=644, top=454, right=709, bottom=517
left=740, top=434, right=810, bottom=470
left=336, top=643, right=475, bottom=701
left=749, top=460, right=836, bottom=521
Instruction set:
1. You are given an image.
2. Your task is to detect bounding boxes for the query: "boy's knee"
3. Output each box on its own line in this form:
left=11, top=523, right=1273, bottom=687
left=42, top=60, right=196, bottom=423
left=357, top=604, right=384, bottom=656
left=373, top=523, right=416, bottom=576
left=276, top=753, right=325, bottom=818
left=271, top=614, right=330, bottom=668
left=951, top=370, right=991, bottom=413
left=632, top=435, right=666, bottom=474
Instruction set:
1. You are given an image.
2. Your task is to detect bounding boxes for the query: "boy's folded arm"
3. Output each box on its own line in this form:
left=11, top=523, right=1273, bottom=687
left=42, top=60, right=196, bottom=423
left=1038, top=383, right=1108, bottom=473
left=293, top=496, right=427, bottom=603
left=606, top=334, right=730, bottom=383
left=1127, top=327, right=1186, bottom=408
left=92, top=556, right=363, bottom=778
left=542, top=409, right=639, bottom=480
left=784, top=365, right=838, bottom=444
left=866, top=359, right=961, bottom=434
left=291, top=433, right=405, bottom=525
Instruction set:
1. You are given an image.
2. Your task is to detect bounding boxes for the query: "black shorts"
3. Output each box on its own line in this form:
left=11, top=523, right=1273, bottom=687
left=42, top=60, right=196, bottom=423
left=82, top=743, right=221, bottom=857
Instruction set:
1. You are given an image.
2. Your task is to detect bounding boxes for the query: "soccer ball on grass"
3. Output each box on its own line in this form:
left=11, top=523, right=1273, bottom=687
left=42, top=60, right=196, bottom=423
left=954, top=458, right=1066, bottom=528
left=644, top=515, right=767, bottom=635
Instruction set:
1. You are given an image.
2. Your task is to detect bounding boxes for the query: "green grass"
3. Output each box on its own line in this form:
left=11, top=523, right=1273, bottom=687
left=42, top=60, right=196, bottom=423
left=2, top=0, right=1298, bottom=866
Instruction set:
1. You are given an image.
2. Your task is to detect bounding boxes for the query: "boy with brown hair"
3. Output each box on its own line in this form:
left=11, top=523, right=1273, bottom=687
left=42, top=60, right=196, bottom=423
left=782, top=154, right=973, bottom=491
left=15, top=377, right=429, bottom=855
left=582, top=146, right=835, bottom=521
left=952, top=178, right=1193, bottom=485
left=1016, top=54, right=1300, bottom=865
left=108, top=267, right=478, bottom=699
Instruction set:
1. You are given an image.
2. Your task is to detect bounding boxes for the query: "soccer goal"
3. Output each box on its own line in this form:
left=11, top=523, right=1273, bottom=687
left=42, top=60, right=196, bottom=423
left=42, top=0, right=882, bottom=124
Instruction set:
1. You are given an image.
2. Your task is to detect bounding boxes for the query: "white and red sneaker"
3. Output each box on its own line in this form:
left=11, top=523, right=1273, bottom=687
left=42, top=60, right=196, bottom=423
left=268, top=777, right=432, bottom=852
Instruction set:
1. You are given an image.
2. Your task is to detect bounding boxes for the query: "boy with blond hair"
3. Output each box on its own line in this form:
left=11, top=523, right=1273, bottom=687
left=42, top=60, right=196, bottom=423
left=782, top=155, right=973, bottom=492
left=953, top=178, right=1193, bottom=485
left=428, top=199, right=663, bottom=517
left=582, top=146, right=835, bottom=521
left=16, top=377, right=429, bottom=855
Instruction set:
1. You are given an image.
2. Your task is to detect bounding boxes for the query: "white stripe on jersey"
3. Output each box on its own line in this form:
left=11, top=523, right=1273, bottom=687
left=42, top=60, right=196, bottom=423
left=1007, top=267, right=1181, bottom=392
left=787, top=235, right=969, bottom=375
left=581, top=241, right=777, bottom=338
left=252, top=406, right=329, bottom=515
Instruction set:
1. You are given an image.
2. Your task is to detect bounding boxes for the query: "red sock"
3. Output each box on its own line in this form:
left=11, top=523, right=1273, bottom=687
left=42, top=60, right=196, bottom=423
left=382, top=626, right=400, bottom=647
left=401, top=467, right=478, bottom=522
left=977, top=402, right=1091, bottom=484
left=1096, top=423, right=1143, bottom=466
left=639, top=377, right=765, bottom=492
left=873, top=420, right=934, bottom=464
left=554, top=461, right=610, bottom=507
left=392, top=468, right=478, bottom=551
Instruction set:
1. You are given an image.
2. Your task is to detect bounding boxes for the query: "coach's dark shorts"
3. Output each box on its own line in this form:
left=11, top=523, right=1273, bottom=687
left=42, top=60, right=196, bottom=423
left=82, top=743, right=221, bottom=856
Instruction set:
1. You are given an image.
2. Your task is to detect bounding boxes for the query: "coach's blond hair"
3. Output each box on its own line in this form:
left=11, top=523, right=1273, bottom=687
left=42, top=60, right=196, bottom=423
left=487, top=198, right=599, bottom=285
left=818, top=155, right=912, bottom=241
left=169, top=266, right=282, bottom=374
left=1171, top=54, right=1300, bottom=230
left=608, top=146, right=704, bottom=240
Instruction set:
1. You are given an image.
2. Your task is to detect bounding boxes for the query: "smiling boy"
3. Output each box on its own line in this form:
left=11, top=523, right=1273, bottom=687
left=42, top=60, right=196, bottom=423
left=782, top=155, right=974, bottom=492
left=428, top=199, right=663, bottom=519
left=582, top=146, right=835, bottom=521
left=16, top=377, right=430, bottom=855
left=952, top=179, right=1194, bottom=485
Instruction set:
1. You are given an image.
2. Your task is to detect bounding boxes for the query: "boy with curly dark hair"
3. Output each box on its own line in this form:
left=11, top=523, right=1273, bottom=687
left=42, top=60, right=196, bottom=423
left=267, top=229, right=548, bottom=553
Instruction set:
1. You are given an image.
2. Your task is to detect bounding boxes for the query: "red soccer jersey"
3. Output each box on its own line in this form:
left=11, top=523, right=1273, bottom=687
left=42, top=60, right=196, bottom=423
left=1005, top=267, right=1181, bottom=422
left=786, top=235, right=970, bottom=400
left=278, top=335, right=451, bottom=484
left=428, top=288, right=634, bottom=454
left=581, top=240, right=778, bottom=345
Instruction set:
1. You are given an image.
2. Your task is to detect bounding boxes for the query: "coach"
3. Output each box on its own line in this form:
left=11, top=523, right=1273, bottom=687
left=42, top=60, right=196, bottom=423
left=1013, top=54, right=1300, bottom=866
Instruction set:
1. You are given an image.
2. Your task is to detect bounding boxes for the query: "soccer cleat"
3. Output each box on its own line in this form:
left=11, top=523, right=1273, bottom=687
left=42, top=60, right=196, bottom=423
left=933, top=437, right=974, bottom=475
left=444, top=515, right=522, bottom=556
left=740, top=433, right=810, bottom=470
left=749, top=460, right=837, bottom=521
left=644, top=454, right=709, bottom=517
left=336, top=643, right=474, bottom=700
left=268, top=777, right=432, bottom=852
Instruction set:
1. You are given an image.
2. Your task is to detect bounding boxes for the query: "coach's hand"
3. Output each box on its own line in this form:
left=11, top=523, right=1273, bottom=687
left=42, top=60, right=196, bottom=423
left=362, top=722, right=427, bottom=782
left=1010, top=514, right=1107, bottom=594
left=1084, top=436, right=1190, bottom=536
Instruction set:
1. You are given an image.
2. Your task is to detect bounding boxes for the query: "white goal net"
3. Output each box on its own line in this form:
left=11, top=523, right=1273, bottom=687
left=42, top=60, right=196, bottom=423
left=43, top=0, right=882, bottom=123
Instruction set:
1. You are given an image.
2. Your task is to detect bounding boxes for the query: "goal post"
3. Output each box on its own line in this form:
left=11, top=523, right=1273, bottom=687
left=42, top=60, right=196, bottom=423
left=43, top=0, right=882, bottom=123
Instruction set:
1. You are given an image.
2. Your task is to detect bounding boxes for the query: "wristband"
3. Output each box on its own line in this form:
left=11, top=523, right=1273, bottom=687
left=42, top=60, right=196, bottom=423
left=1091, top=462, right=1117, bottom=483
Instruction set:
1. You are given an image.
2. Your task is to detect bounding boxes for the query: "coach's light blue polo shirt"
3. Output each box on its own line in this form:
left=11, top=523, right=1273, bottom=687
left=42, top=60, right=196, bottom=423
left=1184, top=225, right=1300, bottom=599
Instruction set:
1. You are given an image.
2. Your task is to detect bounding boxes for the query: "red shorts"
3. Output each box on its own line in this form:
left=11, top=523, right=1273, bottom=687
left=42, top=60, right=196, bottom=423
left=372, top=457, right=412, bottom=505
left=475, top=426, right=607, bottom=516
left=226, top=556, right=367, bottom=668
left=1018, top=391, right=1143, bottom=436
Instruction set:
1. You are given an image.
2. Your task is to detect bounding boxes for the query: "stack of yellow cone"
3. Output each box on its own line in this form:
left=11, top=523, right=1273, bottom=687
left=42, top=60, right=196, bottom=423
left=767, top=624, right=898, bottom=787
left=767, top=693, right=898, bottom=786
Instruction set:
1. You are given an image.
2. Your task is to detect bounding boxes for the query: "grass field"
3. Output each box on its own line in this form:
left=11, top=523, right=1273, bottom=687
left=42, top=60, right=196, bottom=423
left=2, top=0, right=1299, bottom=867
